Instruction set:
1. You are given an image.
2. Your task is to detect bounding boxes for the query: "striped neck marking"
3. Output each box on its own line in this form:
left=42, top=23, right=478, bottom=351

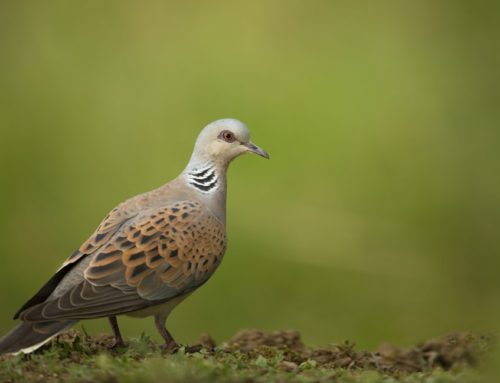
left=187, top=165, right=219, bottom=193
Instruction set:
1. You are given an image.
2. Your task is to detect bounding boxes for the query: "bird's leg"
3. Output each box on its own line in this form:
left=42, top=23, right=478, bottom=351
left=154, top=313, right=178, bottom=352
left=108, top=316, right=126, bottom=349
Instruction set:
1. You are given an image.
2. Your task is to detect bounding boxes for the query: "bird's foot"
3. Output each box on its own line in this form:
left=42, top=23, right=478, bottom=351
left=160, top=340, right=179, bottom=354
left=109, top=339, right=127, bottom=351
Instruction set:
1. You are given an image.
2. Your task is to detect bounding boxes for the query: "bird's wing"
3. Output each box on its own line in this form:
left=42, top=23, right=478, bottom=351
left=61, top=198, right=144, bottom=268
left=13, top=199, right=141, bottom=319
left=19, top=200, right=226, bottom=322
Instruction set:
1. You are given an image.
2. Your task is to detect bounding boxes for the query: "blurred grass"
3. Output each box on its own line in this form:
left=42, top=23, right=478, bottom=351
left=0, top=0, right=499, bottom=350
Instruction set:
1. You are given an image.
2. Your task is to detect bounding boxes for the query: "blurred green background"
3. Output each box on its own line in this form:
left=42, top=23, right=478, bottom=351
left=0, top=1, right=499, bottom=349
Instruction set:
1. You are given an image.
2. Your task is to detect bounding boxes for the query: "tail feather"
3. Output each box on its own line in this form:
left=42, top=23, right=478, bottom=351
left=0, top=321, right=76, bottom=355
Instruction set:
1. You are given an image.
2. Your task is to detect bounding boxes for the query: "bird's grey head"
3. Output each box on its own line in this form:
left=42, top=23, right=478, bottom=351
left=189, top=118, right=269, bottom=166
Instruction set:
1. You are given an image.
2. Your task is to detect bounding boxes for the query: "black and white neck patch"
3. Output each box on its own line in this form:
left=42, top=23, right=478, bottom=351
left=187, top=165, right=219, bottom=193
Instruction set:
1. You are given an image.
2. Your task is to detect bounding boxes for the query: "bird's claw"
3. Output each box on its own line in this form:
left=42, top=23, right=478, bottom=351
left=160, top=341, right=179, bottom=354
left=109, top=340, right=127, bottom=351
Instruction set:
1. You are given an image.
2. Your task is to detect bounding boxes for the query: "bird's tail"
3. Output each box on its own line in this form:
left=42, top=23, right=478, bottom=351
left=0, top=320, right=76, bottom=355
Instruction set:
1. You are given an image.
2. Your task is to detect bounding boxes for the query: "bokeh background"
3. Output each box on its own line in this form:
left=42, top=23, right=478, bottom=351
left=0, top=1, right=499, bottom=349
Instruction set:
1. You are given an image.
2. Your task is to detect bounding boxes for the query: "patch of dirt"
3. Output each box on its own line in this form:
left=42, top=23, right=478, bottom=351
left=222, top=329, right=493, bottom=373
left=374, top=332, right=490, bottom=372
left=47, top=328, right=119, bottom=354
left=223, top=330, right=306, bottom=363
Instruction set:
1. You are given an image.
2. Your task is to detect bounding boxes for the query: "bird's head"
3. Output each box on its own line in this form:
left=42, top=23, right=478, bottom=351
left=190, top=118, right=269, bottom=166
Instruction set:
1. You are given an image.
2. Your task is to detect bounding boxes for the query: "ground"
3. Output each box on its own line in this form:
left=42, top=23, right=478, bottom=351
left=0, top=329, right=493, bottom=383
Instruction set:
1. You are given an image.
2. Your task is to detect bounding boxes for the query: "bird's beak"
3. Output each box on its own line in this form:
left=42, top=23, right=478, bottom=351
left=244, top=142, right=270, bottom=159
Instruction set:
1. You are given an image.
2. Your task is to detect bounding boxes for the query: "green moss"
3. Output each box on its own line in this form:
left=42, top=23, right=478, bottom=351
left=0, top=330, right=492, bottom=383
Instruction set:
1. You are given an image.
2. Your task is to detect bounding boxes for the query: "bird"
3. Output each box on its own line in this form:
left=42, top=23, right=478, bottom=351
left=0, top=118, right=269, bottom=355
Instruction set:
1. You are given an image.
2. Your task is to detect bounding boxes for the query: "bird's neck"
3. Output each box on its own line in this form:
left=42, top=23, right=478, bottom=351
left=180, top=158, right=228, bottom=223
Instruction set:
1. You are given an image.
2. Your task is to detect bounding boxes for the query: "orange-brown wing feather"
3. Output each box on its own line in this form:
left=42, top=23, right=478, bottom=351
left=66, top=183, right=178, bottom=268
left=14, top=200, right=141, bottom=318
left=20, top=201, right=226, bottom=321
left=85, top=200, right=227, bottom=299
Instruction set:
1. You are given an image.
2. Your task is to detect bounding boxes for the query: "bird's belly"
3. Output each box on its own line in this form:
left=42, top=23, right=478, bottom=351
left=125, top=293, right=191, bottom=318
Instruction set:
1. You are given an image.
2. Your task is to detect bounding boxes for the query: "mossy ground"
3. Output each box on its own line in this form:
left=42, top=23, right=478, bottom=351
left=0, top=329, right=493, bottom=383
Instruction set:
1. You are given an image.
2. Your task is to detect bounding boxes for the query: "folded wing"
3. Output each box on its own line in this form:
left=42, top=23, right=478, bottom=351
left=19, top=200, right=227, bottom=322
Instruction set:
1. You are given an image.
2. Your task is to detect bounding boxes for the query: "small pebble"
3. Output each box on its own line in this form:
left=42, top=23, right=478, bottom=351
left=278, top=361, right=298, bottom=372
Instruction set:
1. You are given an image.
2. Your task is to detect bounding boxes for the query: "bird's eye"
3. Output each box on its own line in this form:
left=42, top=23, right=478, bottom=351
left=219, top=130, right=236, bottom=143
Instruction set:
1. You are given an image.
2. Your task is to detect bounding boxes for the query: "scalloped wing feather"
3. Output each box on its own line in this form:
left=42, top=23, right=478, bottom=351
left=85, top=201, right=227, bottom=298
left=19, top=200, right=226, bottom=321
